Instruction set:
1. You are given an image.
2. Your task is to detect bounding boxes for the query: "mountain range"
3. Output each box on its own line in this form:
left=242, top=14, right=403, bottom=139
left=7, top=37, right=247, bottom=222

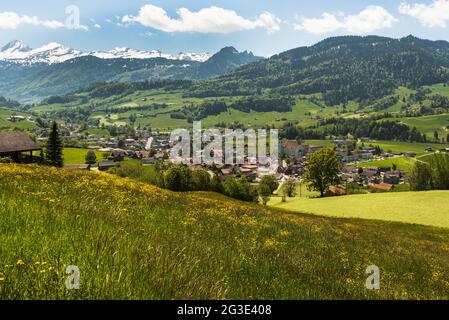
left=0, top=40, right=212, bottom=65
left=3, top=35, right=449, bottom=105
left=0, top=41, right=263, bottom=100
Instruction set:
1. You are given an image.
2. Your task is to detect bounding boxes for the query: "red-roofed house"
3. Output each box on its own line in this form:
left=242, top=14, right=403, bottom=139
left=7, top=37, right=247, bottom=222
left=369, top=183, right=394, bottom=191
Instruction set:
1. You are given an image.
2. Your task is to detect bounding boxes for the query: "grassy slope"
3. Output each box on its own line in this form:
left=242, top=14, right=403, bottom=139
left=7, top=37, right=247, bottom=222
left=270, top=191, right=449, bottom=229
left=356, top=156, right=416, bottom=171
left=33, top=89, right=339, bottom=131
left=400, top=114, right=449, bottom=139
left=1, top=164, right=449, bottom=299
left=34, top=148, right=106, bottom=165
left=359, top=140, right=449, bottom=155
left=0, top=108, right=37, bottom=130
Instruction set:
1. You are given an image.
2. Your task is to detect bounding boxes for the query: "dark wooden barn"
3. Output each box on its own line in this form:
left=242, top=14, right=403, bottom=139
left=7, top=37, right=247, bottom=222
left=0, top=131, right=42, bottom=163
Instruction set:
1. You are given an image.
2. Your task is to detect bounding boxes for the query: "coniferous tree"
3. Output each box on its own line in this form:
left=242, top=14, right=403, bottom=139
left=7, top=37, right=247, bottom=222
left=45, top=121, right=64, bottom=167
left=85, top=150, right=97, bottom=165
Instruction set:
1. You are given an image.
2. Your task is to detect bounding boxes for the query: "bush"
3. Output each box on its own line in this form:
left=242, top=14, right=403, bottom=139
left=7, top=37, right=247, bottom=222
left=428, top=153, right=449, bottom=190
left=259, top=175, right=279, bottom=193
left=85, top=151, right=97, bottom=165
left=408, top=161, right=433, bottom=191
left=114, top=161, right=144, bottom=178
left=163, top=164, right=192, bottom=192
left=0, top=157, right=13, bottom=164
left=191, top=169, right=211, bottom=191
left=223, top=177, right=258, bottom=202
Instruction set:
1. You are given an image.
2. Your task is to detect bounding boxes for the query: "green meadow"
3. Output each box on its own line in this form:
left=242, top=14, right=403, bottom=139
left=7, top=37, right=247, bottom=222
left=62, top=148, right=105, bottom=165
left=34, top=148, right=106, bottom=165
left=356, top=156, right=416, bottom=171
left=399, top=114, right=449, bottom=140
left=269, top=191, right=449, bottom=229
left=0, top=108, right=37, bottom=130
left=359, top=140, right=449, bottom=155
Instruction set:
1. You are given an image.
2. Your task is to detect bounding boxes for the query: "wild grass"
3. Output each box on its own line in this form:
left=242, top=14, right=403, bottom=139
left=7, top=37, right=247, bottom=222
left=1, top=164, right=449, bottom=299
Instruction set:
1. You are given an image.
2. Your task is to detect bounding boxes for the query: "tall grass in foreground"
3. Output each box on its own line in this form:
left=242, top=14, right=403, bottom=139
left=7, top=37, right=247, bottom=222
left=1, top=164, right=449, bottom=299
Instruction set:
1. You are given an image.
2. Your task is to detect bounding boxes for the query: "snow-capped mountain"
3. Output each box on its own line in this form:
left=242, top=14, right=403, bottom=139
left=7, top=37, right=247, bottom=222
left=0, top=40, right=31, bottom=53
left=0, top=41, right=262, bottom=100
left=0, top=40, right=212, bottom=65
left=175, top=52, right=212, bottom=62
left=89, top=48, right=211, bottom=62
left=0, top=41, right=85, bottom=65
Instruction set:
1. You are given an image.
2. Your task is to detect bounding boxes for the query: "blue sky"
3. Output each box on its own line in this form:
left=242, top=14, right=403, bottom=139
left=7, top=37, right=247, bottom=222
left=1, top=0, right=449, bottom=56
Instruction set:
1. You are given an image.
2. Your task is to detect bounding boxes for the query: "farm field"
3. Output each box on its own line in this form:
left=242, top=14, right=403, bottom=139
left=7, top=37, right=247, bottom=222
left=33, top=88, right=343, bottom=131
left=359, top=140, right=449, bottom=155
left=304, top=140, right=448, bottom=156
left=355, top=156, right=416, bottom=171
left=399, top=114, right=449, bottom=139
left=2, top=164, right=449, bottom=299
left=0, top=108, right=37, bottom=130
left=269, top=191, right=449, bottom=228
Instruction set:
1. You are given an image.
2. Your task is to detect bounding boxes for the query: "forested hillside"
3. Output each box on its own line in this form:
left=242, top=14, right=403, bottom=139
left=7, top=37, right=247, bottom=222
left=190, top=35, right=449, bottom=105
left=0, top=48, right=262, bottom=101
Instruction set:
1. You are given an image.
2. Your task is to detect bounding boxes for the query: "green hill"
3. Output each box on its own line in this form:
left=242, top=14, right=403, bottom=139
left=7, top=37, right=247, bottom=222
left=0, top=108, right=37, bottom=130
left=0, top=47, right=262, bottom=101
left=191, top=35, right=449, bottom=105
left=1, top=164, right=449, bottom=299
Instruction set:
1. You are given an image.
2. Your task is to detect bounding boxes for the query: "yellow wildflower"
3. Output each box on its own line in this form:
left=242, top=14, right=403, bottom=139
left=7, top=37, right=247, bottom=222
left=16, top=259, right=25, bottom=265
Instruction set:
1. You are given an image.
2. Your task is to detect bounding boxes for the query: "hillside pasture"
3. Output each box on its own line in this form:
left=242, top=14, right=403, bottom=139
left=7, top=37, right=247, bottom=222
left=270, top=191, right=449, bottom=229
left=2, top=164, right=449, bottom=299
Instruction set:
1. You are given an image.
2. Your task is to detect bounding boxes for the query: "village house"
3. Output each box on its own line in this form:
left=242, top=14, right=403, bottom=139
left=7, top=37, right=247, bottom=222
left=0, top=131, right=42, bottom=163
left=403, top=151, right=417, bottom=158
left=7, top=115, right=31, bottom=122
left=382, top=172, right=401, bottom=185
left=358, top=137, right=371, bottom=143
left=334, top=139, right=356, bottom=158
left=306, top=144, right=322, bottom=154
left=280, top=139, right=305, bottom=158
left=220, top=167, right=234, bottom=180
left=64, top=164, right=91, bottom=171
left=329, top=185, right=347, bottom=196
left=369, top=183, right=394, bottom=191
left=98, top=160, right=115, bottom=171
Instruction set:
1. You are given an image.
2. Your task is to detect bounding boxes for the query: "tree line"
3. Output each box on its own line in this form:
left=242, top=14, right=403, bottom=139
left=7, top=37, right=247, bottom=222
left=171, top=96, right=294, bottom=121
left=409, top=154, right=449, bottom=191
left=281, top=118, right=427, bottom=142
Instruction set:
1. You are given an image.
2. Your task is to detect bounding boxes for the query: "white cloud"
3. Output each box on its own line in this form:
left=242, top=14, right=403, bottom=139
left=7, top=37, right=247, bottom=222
left=399, top=0, right=449, bottom=28
left=295, top=5, right=397, bottom=35
left=0, top=11, right=87, bottom=30
left=122, top=5, right=280, bottom=34
left=94, top=23, right=101, bottom=29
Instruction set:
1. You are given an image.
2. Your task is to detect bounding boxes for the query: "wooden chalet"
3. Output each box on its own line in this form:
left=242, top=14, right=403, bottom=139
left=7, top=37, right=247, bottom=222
left=0, top=131, right=42, bottom=163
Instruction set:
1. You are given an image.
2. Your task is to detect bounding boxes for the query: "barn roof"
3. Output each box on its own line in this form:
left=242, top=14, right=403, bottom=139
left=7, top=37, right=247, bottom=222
left=0, top=131, right=42, bottom=154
